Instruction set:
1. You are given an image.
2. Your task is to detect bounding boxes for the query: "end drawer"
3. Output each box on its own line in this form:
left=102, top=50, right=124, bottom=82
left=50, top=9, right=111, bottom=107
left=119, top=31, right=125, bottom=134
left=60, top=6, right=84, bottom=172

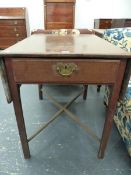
left=12, top=59, right=120, bottom=84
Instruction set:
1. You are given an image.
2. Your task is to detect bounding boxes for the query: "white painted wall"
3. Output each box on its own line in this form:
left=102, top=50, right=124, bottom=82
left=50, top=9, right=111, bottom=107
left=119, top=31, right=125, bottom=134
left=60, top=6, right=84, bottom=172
left=75, top=0, right=131, bottom=28
left=0, top=0, right=131, bottom=33
left=0, top=0, right=44, bottom=33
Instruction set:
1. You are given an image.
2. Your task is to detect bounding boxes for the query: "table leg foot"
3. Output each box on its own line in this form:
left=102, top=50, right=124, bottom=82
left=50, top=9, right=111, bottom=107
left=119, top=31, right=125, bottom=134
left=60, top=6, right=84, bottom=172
left=24, top=152, right=31, bottom=159
left=98, top=150, right=104, bottom=159
left=38, top=84, right=43, bottom=100
left=83, top=85, right=88, bottom=100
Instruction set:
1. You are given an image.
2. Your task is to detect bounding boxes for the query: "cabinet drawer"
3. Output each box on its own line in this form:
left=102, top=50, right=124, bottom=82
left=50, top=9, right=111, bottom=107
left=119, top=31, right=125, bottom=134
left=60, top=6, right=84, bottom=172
left=0, top=26, right=26, bottom=33
left=0, top=37, right=25, bottom=49
left=12, top=59, right=120, bottom=84
left=99, top=20, right=112, bottom=29
left=124, top=19, right=131, bottom=27
left=0, top=29, right=26, bottom=37
left=0, top=19, right=25, bottom=26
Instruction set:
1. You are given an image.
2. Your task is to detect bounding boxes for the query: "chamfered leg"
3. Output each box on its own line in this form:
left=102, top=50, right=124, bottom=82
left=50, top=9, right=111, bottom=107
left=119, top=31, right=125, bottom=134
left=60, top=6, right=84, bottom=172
left=98, top=60, right=126, bottom=158
left=5, top=59, right=30, bottom=159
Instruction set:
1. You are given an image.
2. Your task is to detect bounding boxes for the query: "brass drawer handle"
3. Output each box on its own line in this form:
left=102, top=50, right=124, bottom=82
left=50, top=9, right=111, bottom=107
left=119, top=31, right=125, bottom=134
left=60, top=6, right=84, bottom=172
left=56, top=63, right=78, bottom=77
left=16, top=33, right=20, bottom=37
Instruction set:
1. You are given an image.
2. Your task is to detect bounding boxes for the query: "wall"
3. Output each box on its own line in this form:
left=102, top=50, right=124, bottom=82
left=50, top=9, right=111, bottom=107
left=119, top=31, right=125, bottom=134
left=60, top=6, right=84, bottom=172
left=0, top=0, right=131, bottom=33
left=75, top=0, right=131, bottom=28
left=0, top=0, right=44, bottom=33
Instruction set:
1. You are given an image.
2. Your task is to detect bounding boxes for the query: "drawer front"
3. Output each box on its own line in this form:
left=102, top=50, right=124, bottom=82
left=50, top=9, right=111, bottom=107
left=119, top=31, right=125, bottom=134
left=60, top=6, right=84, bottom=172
left=46, top=3, right=73, bottom=22
left=12, top=59, right=120, bottom=84
left=0, top=19, right=25, bottom=26
left=0, top=37, right=26, bottom=49
left=0, top=26, right=26, bottom=33
left=46, top=22, right=73, bottom=29
left=0, top=28, right=26, bottom=37
left=99, top=19, right=112, bottom=29
left=124, top=19, right=131, bottom=27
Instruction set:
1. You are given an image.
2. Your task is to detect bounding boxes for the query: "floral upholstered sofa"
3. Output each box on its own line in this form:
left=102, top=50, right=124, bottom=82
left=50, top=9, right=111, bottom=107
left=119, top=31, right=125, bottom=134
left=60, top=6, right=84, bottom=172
left=103, top=28, right=131, bottom=156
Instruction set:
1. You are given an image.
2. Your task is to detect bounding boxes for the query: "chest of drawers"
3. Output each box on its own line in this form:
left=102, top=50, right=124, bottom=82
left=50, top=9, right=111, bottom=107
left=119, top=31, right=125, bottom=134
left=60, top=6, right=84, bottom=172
left=44, top=0, right=76, bottom=29
left=0, top=8, right=28, bottom=49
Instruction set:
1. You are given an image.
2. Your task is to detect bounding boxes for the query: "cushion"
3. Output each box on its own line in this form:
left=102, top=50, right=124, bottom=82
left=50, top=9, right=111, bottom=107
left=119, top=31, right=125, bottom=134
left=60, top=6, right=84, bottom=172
left=104, top=28, right=131, bottom=52
left=104, top=84, right=131, bottom=156
left=114, top=97, right=131, bottom=157
left=126, top=81, right=131, bottom=113
left=103, top=28, right=131, bottom=156
left=104, top=79, right=131, bottom=113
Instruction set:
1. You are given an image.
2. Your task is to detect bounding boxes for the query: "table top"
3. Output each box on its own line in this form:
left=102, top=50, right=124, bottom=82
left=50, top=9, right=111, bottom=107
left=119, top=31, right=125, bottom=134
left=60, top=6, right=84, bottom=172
left=0, top=34, right=130, bottom=59
left=93, top=29, right=105, bottom=35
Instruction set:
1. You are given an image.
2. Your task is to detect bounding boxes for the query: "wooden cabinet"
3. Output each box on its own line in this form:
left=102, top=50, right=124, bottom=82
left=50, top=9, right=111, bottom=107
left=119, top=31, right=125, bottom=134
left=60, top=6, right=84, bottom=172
left=94, top=19, right=131, bottom=29
left=44, top=0, right=76, bottom=29
left=124, top=19, right=131, bottom=27
left=0, top=8, right=28, bottom=49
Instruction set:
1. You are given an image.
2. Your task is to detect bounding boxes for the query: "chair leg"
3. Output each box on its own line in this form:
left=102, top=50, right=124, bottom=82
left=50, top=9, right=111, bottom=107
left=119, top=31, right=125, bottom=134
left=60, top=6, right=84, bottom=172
left=83, top=85, right=88, bottom=100
left=38, top=84, right=43, bottom=100
left=97, top=85, right=101, bottom=92
left=39, top=84, right=88, bottom=100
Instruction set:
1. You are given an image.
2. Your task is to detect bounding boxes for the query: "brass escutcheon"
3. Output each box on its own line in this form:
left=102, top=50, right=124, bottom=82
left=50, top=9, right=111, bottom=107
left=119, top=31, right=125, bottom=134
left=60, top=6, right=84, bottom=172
left=56, top=63, right=78, bottom=77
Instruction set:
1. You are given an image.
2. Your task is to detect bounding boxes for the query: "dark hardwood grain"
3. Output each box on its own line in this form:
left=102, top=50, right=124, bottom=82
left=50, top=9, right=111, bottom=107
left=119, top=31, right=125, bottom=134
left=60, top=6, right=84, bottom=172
left=44, top=0, right=76, bottom=29
left=12, top=59, right=120, bottom=84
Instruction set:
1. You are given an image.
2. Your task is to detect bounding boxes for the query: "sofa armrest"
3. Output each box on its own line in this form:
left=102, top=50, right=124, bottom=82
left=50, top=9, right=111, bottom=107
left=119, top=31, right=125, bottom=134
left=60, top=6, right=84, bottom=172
left=120, top=60, right=131, bottom=99
left=104, top=28, right=131, bottom=99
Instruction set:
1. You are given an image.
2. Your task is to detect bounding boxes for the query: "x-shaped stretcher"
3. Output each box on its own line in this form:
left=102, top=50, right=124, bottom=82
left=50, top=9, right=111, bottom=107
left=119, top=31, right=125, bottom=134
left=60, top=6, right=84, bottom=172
left=28, top=88, right=100, bottom=144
